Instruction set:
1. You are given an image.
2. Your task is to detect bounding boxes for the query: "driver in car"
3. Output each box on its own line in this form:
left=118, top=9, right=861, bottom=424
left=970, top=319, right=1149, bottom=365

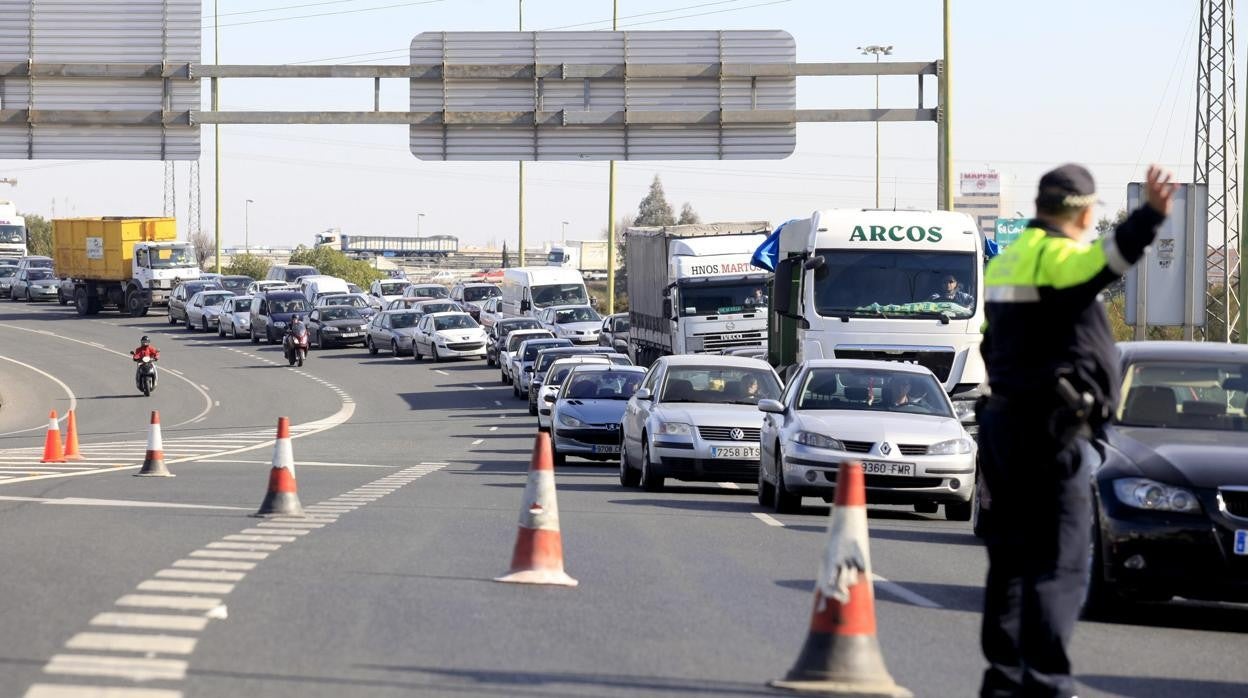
left=930, top=274, right=974, bottom=307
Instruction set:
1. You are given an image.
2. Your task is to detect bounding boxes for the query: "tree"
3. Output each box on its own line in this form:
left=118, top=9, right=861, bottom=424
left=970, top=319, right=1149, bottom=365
left=22, top=213, right=52, bottom=257
left=677, top=202, right=701, bottom=225
left=1096, top=209, right=1128, bottom=299
left=288, top=246, right=385, bottom=288
left=501, top=241, right=510, bottom=269
left=633, top=175, right=676, bottom=227
left=189, top=229, right=215, bottom=271
left=223, top=253, right=271, bottom=281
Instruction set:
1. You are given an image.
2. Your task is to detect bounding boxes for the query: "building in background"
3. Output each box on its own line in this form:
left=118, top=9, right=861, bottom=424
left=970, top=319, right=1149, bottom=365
left=954, top=170, right=1007, bottom=238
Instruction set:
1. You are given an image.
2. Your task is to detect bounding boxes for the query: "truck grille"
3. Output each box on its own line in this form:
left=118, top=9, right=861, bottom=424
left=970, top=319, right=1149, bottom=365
left=697, top=330, right=765, bottom=352
left=832, top=348, right=955, bottom=382
left=698, top=426, right=760, bottom=441
left=1222, top=489, right=1248, bottom=519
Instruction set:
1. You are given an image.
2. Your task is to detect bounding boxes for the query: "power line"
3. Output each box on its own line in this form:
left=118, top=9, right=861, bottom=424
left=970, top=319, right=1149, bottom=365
left=543, top=0, right=766, bottom=31
left=212, top=0, right=376, bottom=19
left=204, top=0, right=447, bottom=29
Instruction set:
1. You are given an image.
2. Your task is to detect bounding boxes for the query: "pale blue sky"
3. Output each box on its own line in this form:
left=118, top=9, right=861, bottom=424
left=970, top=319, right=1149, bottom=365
left=0, top=0, right=1227, bottom=248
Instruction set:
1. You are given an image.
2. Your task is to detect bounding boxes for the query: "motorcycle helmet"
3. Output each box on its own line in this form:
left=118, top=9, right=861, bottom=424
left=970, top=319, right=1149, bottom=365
left=140, top=336, right=151, bottom=346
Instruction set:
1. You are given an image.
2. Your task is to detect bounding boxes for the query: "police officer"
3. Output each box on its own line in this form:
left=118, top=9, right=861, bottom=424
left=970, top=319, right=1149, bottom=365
left=977, top=163, right=1174, bottom=698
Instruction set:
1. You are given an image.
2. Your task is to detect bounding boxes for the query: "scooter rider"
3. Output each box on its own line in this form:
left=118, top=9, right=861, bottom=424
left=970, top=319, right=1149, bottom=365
left=131, top=336, right=160, bottom=363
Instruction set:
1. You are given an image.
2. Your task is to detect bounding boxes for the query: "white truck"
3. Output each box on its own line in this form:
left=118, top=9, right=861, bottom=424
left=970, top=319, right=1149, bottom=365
left=767, top=208, right=986, bottom=425
left=546, top=240, right=610, bottom=279
left=0, top=200, right=27, bottom=257
left=624, top=222, right=772, bottom=367
left=499, top=266, right=590, bottom=318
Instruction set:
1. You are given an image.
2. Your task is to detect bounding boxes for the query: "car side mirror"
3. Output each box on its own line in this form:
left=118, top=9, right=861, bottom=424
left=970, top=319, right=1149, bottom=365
left=758, top=399, right=786, bottom=414
left=635, top=388, right=652, bottom=401
left=543, top=394, right=557, bottom=403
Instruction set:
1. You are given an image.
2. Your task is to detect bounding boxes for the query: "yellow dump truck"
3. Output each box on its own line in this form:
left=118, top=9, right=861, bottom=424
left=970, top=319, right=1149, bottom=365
left=53, top=217, right=200, bottom=316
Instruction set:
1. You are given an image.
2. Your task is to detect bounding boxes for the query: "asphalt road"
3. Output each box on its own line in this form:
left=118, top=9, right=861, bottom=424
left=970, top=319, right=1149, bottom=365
left=1, top=301, right=1245, bottom=698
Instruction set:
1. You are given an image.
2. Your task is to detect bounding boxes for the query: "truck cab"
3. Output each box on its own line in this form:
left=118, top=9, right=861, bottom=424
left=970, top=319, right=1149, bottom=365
left=769, top=209, right=985, bottom=425
left=0, top=201, right=26, bottom=258
left=133, top=242, right=200, bottom=306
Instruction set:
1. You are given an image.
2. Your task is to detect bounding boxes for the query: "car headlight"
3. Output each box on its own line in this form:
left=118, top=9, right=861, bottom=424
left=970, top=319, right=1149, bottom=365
left=238, top=316, right=250, bottom=325
left=927, top=437, right=974, bottom=455
left=952, top=399, right=976, bottom=422
left=1112, top=478, right=1202, bottom=513
left=558, top=413, right=583, bottom=428
left=656, top=422, right=692, bottom=436
left=794, top=431, right=843, bottom=450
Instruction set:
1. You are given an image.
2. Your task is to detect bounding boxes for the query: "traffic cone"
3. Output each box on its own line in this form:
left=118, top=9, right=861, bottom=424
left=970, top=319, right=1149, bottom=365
left=40, top=410, right=66, bottom=463
left=254, top=417, right=304, bottom=517
left=769, top=461, right=911, bottom=697
left=135, top=410, right=173, bottom=477
left=495, top=431, right=577, bottom=587
left=63, top=409, right=83, bottom=461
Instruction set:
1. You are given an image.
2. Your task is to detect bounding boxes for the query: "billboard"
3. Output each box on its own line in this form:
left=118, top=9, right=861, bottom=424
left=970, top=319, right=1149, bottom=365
left=960, top=171, right=1000, bottom=195
left=993, top=218, right=1029, bottom=247
left=1124, top=183, right=1208, bottom=329
left=409, top=30, right=797, bottom=161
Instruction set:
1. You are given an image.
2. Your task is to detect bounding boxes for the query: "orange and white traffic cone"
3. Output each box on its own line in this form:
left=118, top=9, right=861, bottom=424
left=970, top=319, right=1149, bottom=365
left=40, top=410, right=66, bottom=463
left=254, top=417, right=304, bottom=517
left=769, top=461, right=911, bottom=697
left=63, top=409, right=83, bottom=461
left=495, top=431, right=577, bottom=587
left=135, top=410, right=172, bottom=477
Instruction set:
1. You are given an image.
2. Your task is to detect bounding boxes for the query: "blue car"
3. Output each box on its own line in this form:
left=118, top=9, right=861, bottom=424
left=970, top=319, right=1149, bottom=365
left=548, top=364, right=647, bottom=466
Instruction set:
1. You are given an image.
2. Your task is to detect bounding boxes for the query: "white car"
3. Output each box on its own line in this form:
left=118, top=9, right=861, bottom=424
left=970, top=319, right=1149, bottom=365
left=477, top=296, right=505, bottom=329
left=619, top=355, right=783, bottom=491
left=370, top=278, right=411, bottom=308
left=218, top=294, right=255, bottom=338
left=246, top=279, right=292, bottom=295
left=412, top=311, right=489, bottom=362
left=185, top=290, right=236, bottom=332
left=537, top=304, right=602, bottom=345
left=498, top=328, right=553, bottom=384
left=403, top=283, right=450, bottom=300
left=534, top=356, right=614, bottom=427
left=757, top=359, right=975, bottom=519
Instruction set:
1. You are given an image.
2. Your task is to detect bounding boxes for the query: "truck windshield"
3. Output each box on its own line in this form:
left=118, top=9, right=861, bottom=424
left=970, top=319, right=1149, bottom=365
left=149, top=245, right=196, bottom=269
left=677, top=280, right=769, bottom=316
left=532, top=283, right=587, bottom=308
left=546, top=251, right=569, bottom=264
left=379, top=281, right=408, bottom=295
left=812, top=250, right=977, bottom=320
left=0, top=225, right=24, bottom=243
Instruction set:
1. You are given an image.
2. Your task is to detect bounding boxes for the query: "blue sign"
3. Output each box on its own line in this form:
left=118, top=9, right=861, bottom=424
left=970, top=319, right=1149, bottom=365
left=994, top=218, right=1030, bottom=249
left=382, top=251, right=396, bottom=258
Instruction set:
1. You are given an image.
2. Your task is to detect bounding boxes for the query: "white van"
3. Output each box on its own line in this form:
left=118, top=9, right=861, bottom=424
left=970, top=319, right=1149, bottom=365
left=297, top=275, right=350, bottom=303
left=500, top=267, right=589, bottom=319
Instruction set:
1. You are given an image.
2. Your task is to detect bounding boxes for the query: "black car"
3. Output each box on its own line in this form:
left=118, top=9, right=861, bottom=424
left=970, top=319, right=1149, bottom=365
left=168, top=279, right=223, bottom=325
left=527, top=346, right=631, bottom=414
left=1086, top=341, right=1248, bottom=613
left=488, top=317, right=543, bottom=367
left=219, top=275, right=254, bottom=295
left=249, top=290, right=310, bottom=344
left=306, top=306, right=369, bottom=348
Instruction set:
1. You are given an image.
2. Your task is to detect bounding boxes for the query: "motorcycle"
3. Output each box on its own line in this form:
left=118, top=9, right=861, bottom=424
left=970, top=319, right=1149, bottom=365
left=284, top=324, right=309, bottom=367
left=135, top=356, right=158, bottom=396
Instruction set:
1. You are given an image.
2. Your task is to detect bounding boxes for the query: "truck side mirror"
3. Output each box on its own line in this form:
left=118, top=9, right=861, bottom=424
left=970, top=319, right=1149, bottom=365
left=662, top=298, right=673, bottom=321
left=773, top=257, right=795, bottom=314
left=521, top=299, right=531, bottom=312
left=804, top=255, right=826, bottom=271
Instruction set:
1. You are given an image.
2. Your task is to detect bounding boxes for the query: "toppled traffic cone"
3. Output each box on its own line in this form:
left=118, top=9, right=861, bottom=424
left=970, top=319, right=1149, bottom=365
left=254, top=417, right=304, bottom=517
left=135, top=410, right=173, bottom=477
left=770, top=461, right=911, bottom=697
left=495, top=431, right=577, bottom=587
left=63, top=409, right=83, bottom=461
left=40, top=410, right=66, bottom=463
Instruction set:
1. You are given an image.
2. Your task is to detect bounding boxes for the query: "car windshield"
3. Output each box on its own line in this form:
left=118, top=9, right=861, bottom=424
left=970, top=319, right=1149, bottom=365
left=464, top=285, right=501, bottom=302
left=661, top=366, right=781, bottom=404
left=420, top=302, right=458, bottom=313
left=390, top=313, right=419, bottom=329
left=149, top=245, right=195, bottom=269
left=201, top=293, right=231, bottom=307
left=379, top=281, right=408, bottom=295
left=0, top=225, right=24, bottom=243
left=565, top=370, right=645, bottom=400
left=270, top=298, right=309, bottom=314
left=554, top=307, right=600, bottom=323
left=813, top=250, right=977, bottom=320
left=412, top=286, right=449, bottom=298
left=0, top=268, right=16, bottom=278
left=25, top=258, right=53, bottom=269
left=523, top=341, right=569, bottom=362
left=500, top=320, right=541, bottom=337
left=532, top=283, right=588, bottom=308
left=284, top=267, right=317, bottom=282
left=322, top=307, right=363, bottom=321
left=1117, top=361, right=1248, bottom=431
left=324, top=295, right=368, bottom=308
left=509, top=332, right=552, bottom=352
left=229, top=297, right=252, bottom=312
left=545, top=364, right=586, bottom=386
left=677, top=281, right=769, bottom=316
left=221, top=277, right=250, bottom=293
left=26, top=269, right=54, bottom=280
left=795, top=367, right=953, bottom=418
left=613, top=317, right=630, bottom=332
left=434, top=315, right=477, bottom=331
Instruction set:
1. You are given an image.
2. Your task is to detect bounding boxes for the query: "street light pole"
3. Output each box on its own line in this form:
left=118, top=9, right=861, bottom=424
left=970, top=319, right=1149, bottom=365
left=561, top=220, right=569, bottom=244
left=245, top=199, right=253, bottom=252
left=858, top=44, right=893, bottom=208
left=213, top=0, right=222, bottom=274
left=606, top=0, right=619, bottom=314
left=517, top=0, right=526, bottom=266
left=417, top=212, right=425, bottom=236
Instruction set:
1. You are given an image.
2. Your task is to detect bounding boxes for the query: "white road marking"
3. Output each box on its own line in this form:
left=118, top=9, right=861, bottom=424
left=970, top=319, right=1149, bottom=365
left=66, top=632, right=198, bottom=655
left=155, top=569, right=246, bottom=582
left=474, top=384, right=484, bottom=390
left=206, top=541, right=281, bottom=552
left=89, top=612, right=208, bottom=632
left=172, top=559, right=255, bottom=571
left=188, top=549, right=269, bottom=560
left=44, top=654, right=187, bottom=682
left=751, top=512, right=785, bottom=527
left=137, top=579, right=236, bottom=594
left=26, top=683, right=183, bottom=697
left=871, top=573, right=944, bottom=609
left=489, top=426, right=499, bottom=431
left=223, top=534, right=296, bottom=543
left=0, top=495, right=248, bottom=511
left=471, top=439, right=485, bottom=445
left=254, top=521, right=326, bottom=529
left=0, top=356, right=77, bottom=436
left=719, top=482, right=741, bottom=490
left=192, top=459, right=395, bottom=468
left=239, top=527, right=307, bottom=536
left=115, top=595, right=222, bottom=611
left=435, top=369, right=449, bottom=375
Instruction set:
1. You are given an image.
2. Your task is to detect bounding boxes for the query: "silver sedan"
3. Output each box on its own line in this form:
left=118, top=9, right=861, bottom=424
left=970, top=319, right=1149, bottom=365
left=365, top=309, right=423, bottom=357
left=619, top=355, right=782, bottom=491
left=185, top=290, right=236, bottom=331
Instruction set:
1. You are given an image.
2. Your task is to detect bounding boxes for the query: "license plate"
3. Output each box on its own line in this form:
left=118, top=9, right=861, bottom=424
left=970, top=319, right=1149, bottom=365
left=710, top=445, right=760, bottom=459
left=340, top=332, right=360, bottom=338
left=862, top=460, right=915, bottom=477
left=592, top=445, right=620, bottom=455
left=1235, top=530, right=1248, bottom=556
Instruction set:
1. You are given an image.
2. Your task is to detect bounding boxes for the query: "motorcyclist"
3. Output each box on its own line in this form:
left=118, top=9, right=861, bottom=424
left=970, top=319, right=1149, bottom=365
left=131, top=336, right=160, bottom=362
left=286, top=314, right=306, bottom=339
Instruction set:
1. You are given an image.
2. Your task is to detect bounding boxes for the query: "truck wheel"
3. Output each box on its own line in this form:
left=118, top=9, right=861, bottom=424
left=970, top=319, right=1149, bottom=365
left=73, top=287, right=91, bottom=316
left=126, top=290, right=148, bottom=317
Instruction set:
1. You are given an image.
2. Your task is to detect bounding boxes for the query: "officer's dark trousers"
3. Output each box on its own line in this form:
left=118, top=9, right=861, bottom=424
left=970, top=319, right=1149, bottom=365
left=977, top=402, right=1091, bottom=698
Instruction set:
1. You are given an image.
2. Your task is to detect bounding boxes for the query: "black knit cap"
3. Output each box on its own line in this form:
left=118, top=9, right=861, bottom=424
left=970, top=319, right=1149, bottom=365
left=1036, top=163, right=1100, bottom=209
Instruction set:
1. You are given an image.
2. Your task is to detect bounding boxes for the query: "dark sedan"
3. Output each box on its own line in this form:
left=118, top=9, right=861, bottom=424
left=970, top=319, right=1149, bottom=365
left=488, top=317, right=542, bottom=367
left=306, top=306, right=369, bottom=348
left=1086, top=341, right=1248, bottom=613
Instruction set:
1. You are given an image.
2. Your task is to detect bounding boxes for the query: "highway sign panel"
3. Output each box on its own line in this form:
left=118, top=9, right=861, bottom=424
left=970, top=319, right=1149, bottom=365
left=1125, top=183, right=1208, bottom=328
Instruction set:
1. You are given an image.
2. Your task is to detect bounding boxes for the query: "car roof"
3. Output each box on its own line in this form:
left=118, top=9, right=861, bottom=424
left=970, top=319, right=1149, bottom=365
left=381, top=308, right=419, bottom=315
left=549, top=356, right=610, bottom=367
left=799, top=358, right=940, bottom=376
left=1117, top=340, right=1248, bottom=363
left=660, top=354, right=775, bottom=370
left=568, top=363, right=646, bottom=374
left=426, top=311, right=472, bottom=318
left=260, top=290, right=305, bottom=298
left=500, top=317, right=540, bottom=325
left=198, top=289, right=234, bottom=296
left=549, top=304, right=594, bottom=311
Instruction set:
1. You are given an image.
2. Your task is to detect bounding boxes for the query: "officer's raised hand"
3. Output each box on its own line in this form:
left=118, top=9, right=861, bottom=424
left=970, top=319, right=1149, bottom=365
left=1144, top=164, right=1176, bottom=217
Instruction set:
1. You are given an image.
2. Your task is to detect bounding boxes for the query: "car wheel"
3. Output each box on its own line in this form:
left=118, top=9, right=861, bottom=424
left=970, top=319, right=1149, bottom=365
left=1082, top=504, right=1120, bottom=619
left=945, top=499, right=973, bottom=522
left=391, top=340, right=400, bottom=358
left=500, top=370, right=509, bottom=385
left=487, top=354, right=495, bottom=367
left=757, top=452, right=776, bottom=506
left=619, top=441, right=640, bottom=487
left=971, top=470, right=988, bottom=538
left=232, top=323, right=240, bottom=339
left=251, top=327, right=260, bottom=344
left=185, top=317, right=194, bottom=331
left=639, top=440, right=665, bottom=492
left=366, top=337, right=377, bottom=355
left=218, top=322, right=225, bottom=337
left=168, top=310, right=177, bottom=325
left=202, top=318, right=210, bottom=332
left=772, top=453, right=801, bottom=513
left=431, top=345, right=441, bottom=363
left=551, top=442, right=566, bottom=467
left=528, top=397, right=538, bottom=417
